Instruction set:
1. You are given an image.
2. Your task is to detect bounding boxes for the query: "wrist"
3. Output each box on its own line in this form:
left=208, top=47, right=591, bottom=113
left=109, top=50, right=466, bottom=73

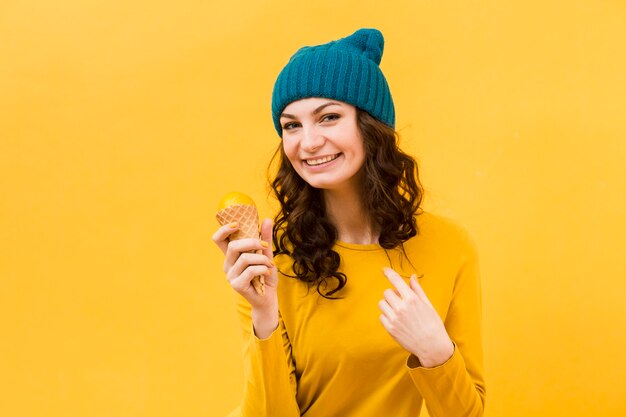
left=251, top=306, right=279, bottom=339
left=414, top=338, right=455, bottom=368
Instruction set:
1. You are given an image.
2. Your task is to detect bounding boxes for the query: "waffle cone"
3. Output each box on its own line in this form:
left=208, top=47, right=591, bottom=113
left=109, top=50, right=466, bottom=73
left=216, top=204, right=265, bottom=295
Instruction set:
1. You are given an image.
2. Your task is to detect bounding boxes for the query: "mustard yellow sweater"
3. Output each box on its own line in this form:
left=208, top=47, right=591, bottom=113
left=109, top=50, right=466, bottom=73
left=228, top=212, right=486, bottom=416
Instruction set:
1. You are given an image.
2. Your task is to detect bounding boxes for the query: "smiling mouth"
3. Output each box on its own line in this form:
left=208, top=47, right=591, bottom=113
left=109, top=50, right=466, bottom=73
left=304, top=153, right=341, bottom=166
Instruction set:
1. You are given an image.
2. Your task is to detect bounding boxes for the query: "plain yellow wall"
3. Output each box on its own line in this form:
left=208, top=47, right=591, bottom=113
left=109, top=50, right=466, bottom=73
left=1, top=1, right=625, bottom=416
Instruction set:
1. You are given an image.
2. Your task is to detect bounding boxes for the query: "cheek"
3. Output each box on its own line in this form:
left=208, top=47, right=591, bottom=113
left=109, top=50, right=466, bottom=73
left=282, top=141, right=299, bottom=165
left=352, top=137, right=366, bottom=166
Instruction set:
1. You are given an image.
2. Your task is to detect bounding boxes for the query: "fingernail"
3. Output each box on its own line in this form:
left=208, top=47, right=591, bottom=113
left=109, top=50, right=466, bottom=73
left=229, top=222, right=238, bottom=228
left=260, top=241, right=269, bottom=248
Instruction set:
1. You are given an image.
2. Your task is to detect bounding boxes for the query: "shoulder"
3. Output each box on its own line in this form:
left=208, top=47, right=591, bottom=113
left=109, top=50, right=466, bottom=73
left=407, top=211, right=478, bottom=259
left=415, top=211, right=473, bottom=241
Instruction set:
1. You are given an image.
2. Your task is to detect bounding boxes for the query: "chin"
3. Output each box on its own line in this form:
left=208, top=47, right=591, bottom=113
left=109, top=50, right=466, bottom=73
left=300, top=178, right=329, bottom=190
left=304, top=178, right=349, bottom=191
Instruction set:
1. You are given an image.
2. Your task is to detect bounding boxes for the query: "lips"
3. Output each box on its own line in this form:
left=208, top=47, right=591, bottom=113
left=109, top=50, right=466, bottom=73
left=304, top=153, right=341, bottom=166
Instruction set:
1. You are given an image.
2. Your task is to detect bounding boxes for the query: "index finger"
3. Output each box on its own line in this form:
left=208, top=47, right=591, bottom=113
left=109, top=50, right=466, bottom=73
left=382, top=267, right=413, bottom=299
left=211, top=222, right=239, bottom=255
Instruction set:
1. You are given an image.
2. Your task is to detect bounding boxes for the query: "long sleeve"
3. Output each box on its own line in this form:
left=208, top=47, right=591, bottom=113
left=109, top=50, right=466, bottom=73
left=406, top=228, right=486, bottom=417
left=229, top=294, right=300, bottom=417
left=226, top=212, right=486, bottom=417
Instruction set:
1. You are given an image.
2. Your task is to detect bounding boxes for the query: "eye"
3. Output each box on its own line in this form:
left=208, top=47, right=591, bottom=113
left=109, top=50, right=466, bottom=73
left=282, top=121, right=301, bottom=131
left=321, top=113, right=340, bottom=123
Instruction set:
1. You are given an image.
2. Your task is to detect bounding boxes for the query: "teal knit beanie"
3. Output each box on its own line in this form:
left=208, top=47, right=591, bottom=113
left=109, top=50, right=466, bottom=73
left=271, top=28, right=395, bottom=136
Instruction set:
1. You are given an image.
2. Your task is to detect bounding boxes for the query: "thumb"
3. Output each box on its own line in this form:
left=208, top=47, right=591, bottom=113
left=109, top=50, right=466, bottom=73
left=260, top=218, right=275, bottom=260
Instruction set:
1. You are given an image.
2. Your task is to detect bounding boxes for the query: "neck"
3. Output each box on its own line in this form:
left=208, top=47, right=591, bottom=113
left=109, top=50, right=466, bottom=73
left=323, top=187, right=379, bottom=245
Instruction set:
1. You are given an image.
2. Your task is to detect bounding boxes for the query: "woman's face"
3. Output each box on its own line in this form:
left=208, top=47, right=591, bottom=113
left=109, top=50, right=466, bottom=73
left=279, top=98, right=365, bottom=192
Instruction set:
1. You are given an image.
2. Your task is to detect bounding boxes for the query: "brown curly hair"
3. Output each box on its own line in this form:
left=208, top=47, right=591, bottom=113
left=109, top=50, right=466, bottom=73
left=269, top=108, right=423, bottom=298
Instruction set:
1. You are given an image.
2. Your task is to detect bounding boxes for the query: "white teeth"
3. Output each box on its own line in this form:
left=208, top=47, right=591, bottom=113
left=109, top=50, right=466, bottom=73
left=305, top=154, right=339, bottom=166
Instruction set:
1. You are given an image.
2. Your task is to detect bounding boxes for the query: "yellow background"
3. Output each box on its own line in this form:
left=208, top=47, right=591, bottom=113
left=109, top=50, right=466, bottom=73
left=1, top=1, right=625, bottom=416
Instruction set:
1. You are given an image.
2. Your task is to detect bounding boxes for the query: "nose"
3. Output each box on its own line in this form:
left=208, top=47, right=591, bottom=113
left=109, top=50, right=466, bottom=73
left=300, top=124, right=325, bottom=153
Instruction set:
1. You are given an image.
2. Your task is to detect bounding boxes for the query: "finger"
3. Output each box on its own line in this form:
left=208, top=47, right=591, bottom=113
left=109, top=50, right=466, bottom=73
left=230, top=265, right=271, bottom=292
left=379, top=313, right=393, bottom=333
left=383, top=288, right=402, bottom=310
left=211, top=222, right=239, bottom=254
left=260, top=218, right=275, bottom=261
left=409, top=275, right=432, bottom=306
left=228, top=252, right=274, bottom=278
left=224, top=238, right=268, bottom=270
left=383, top=267, right=413, bottom=299
left=378, top=299, right=396, bottom=320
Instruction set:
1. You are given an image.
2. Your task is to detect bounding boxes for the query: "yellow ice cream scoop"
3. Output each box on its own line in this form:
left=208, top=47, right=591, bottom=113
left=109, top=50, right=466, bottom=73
left=216, top=192, right=265, bottom=295
left=217, top=191, right=256, bottom=211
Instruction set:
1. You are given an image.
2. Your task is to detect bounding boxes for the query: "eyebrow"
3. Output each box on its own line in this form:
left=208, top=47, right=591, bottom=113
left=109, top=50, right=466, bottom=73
left=280, top=101, right=343, bottom=120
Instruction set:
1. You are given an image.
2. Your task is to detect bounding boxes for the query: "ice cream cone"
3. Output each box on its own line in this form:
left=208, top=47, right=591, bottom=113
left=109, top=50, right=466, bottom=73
left=216, top=194, right=265, bottom=295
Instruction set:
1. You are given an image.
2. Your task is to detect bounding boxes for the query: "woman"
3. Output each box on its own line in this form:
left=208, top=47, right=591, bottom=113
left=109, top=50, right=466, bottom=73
left=213, top=28, right=486, bottom=417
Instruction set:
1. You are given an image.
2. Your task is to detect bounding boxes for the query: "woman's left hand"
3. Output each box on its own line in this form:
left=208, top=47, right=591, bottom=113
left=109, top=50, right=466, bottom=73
left=379, top=267, right=455, bottom=368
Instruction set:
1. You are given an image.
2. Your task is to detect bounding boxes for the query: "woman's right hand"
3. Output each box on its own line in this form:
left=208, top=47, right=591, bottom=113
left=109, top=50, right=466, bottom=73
left=212, top=218, right=279, bottom=338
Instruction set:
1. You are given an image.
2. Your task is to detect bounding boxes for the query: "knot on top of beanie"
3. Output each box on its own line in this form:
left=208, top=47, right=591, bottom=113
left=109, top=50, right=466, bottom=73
left=291, top=28, right=384, bottom=65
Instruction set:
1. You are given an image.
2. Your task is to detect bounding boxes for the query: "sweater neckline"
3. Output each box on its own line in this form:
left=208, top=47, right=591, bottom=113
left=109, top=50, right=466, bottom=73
left=334, top=240, right=385, bottom=252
